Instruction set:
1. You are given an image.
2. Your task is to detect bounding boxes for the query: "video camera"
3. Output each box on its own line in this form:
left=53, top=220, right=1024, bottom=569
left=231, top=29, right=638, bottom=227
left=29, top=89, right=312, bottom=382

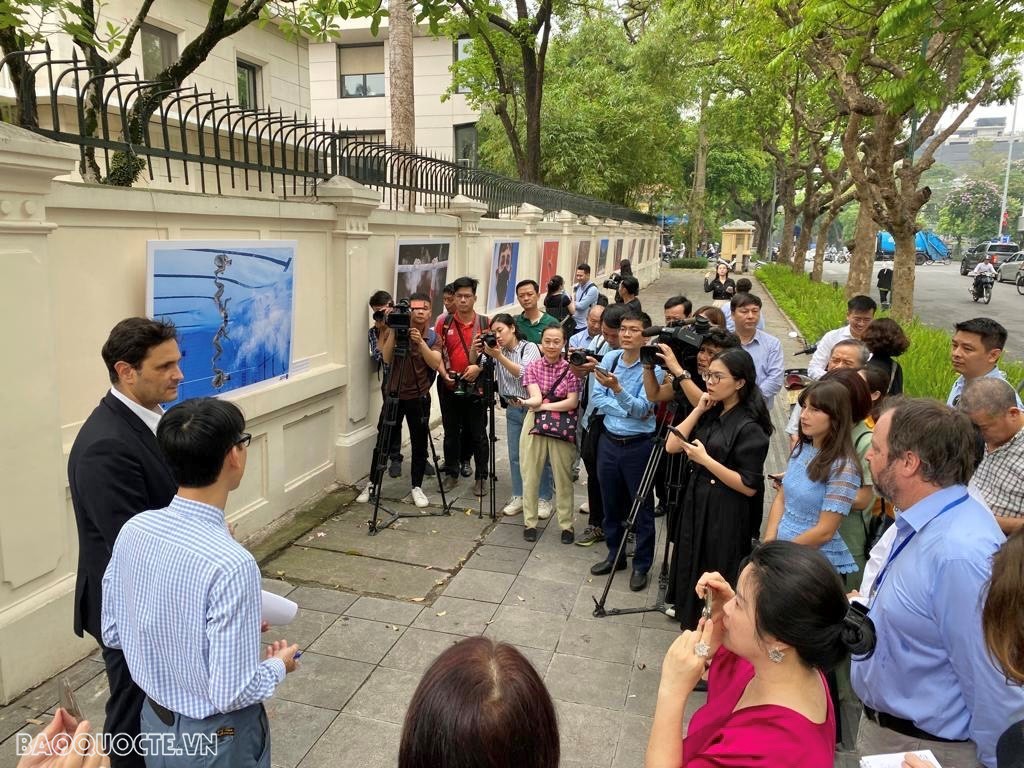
left=603, top=273, right=622, bottom=290
left=385, top=299, right=412, bottom=331
left=639, top=316, right=712, bottom=369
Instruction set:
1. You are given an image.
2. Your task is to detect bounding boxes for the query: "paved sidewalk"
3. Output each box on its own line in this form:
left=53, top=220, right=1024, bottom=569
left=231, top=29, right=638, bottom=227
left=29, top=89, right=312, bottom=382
left=0, top=267, right=851, bottom=768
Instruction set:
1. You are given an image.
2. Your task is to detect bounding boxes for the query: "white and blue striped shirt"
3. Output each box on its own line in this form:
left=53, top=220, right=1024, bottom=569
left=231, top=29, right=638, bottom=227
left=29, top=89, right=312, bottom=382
left=102, top=496, right=286, bottom=720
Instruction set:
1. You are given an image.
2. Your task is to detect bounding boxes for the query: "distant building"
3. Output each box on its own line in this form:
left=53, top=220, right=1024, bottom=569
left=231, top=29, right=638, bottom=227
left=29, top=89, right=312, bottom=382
left=934, top=116, right=1023, bottom=175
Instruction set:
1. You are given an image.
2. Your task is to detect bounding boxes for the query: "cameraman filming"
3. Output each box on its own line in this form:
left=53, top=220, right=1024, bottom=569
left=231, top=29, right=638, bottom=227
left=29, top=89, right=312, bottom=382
left=356, top=293, right=443, bottom=508
left=617, top=276, right=642, bottom=313
left=367, top=290, right=403, bottom=477
left=645, top=327, right=741, bottom=408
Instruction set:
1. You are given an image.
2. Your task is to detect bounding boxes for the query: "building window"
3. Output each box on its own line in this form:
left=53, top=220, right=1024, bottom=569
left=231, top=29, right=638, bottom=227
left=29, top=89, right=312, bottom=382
left=140, top=24, right=177, bottom=80
left=453, top=36, right=472, bottom=94
left=454, top=122, right=477, bottom=167
left=237, top=60, right=260, bottom=109
left=338, top=44, right=385, bottom=98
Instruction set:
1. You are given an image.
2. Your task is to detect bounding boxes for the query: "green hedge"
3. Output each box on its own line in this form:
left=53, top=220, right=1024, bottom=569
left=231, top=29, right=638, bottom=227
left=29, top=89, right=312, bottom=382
left=755, top=264, right=1024, bottom=401
left=670, top=258, right=708, bottom=269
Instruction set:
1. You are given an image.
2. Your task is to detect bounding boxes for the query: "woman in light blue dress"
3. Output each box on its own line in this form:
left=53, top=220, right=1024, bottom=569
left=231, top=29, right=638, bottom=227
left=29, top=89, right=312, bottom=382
left=765, top=380, right=862, bottom=575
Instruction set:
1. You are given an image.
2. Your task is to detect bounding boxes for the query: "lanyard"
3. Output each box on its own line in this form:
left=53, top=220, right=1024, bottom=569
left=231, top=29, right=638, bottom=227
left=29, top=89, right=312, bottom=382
left=868, top=494, right=968, bottom=605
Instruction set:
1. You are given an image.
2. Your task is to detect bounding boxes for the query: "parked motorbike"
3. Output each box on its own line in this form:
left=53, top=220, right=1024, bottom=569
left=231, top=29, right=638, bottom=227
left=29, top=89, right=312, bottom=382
left=784, top=335, right=817, bottom=406
left=971, top=274, right=995, bottom=304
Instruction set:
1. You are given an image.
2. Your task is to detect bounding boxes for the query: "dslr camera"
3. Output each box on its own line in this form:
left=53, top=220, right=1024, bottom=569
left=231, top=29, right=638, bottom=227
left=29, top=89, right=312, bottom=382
left=568, top=350, right=603, bottom=367
left=450, top=372, right=479, bottom=399
left=603, top=273, right=623, bottom=290
left=480, top=330, right=498, bottom=348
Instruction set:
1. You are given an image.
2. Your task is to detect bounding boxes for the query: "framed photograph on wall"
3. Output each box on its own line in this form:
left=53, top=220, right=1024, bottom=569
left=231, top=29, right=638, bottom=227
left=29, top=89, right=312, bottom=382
left=147, top=240, right=296, bottom=404
left=539, top=240, right=559, bottom=291
left=489, top=240, right=520, bottom=310
left=575, top=239, right=591, bottom=267
left=614, top=238, right=624, bottom=270
left=598, top=238, right=610, bottom=276
left=395, top=239, right=452, bottom=320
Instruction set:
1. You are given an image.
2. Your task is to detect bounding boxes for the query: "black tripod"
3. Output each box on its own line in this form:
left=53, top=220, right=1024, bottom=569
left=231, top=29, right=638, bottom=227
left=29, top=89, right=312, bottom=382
left=592, top=400, right=681, bottom=618
left=367, top=332, right=452, bottom=534
left=477, top=355, right=499, bottom=520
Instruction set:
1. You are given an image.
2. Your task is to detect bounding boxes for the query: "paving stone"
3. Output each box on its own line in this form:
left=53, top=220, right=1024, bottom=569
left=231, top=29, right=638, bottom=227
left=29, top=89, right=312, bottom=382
left=297, top=713, right=400, bottom=768
left=264, top=547, right=441, bottom=600
left=8, top=655, right=105, bottom=714
left=571, top=585, right=651, bottom=626
left=342, top=667, right=420, bottom=725
left=641, top=608, right=682, bottom=629
left=518, top=551, right=590, bottom=586
left=385, top=510, right=492, bottom=541
left=379, top=628, right=461, bottom=674
left=410, top=596, right=497, bottom=636
left=274, top=608, right=338, bottom=651
left=612, top=713, right=655, bottom=768
left=483, top=522, right=536, bottom=549
left=635, top=627, right=680, bottom=671
left=262, top=577, right=296, bottom=597
left=483, top=606, right=567, bottom=651
left=309, top=616, right=405, bottom=664
left=301, top=517, right=475, bottom=569
left=463, top=544, right=530, bottom=575
left=263, top=698, right=337, bottom=768
left=441, top=568, right=514, bottom=603
left=273, top=652, right=372, bottom=710
left=501, top=574, right=577, bottom=615
left=345, top=596, right=423, bottom=626
left=557, top=617, right=641, bottom=665
left=0, top=706, right=35, bottom=744
left=545, top=653, right=631, bottom=711
left=624, top=664, right=661, bottom=717
left=556, top=700, right=622, bottom=768
left=512, top=645, right=555, bottom=676
left=288, top=586, right=358, bottom=615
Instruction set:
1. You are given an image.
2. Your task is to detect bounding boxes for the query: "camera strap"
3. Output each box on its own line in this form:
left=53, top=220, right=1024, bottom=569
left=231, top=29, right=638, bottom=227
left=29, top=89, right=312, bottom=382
left=867, top=493, right=968, bottom=606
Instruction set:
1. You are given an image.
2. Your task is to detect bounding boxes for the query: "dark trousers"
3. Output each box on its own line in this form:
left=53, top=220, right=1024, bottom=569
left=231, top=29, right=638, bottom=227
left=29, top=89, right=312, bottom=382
left=878, top=288, right=890, bottom=305
left=598, top=433, right=656, bottom=573
left=140, top=700, right=269, bottom=768
left=581, top=426, right=604, bottom=528
left=438, top=383, right=488, bottom=479
left=100, top=643, right=147, bottom=768
left=396, top=395, right=431, bottom=487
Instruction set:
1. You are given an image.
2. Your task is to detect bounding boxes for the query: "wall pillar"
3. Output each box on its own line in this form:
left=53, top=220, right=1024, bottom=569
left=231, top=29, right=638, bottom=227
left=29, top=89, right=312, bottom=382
left=317, top=176, right=382, bottom=484
left=448, top=195, right=487, bottom=279
left=0, top=124, right=84, bottom=702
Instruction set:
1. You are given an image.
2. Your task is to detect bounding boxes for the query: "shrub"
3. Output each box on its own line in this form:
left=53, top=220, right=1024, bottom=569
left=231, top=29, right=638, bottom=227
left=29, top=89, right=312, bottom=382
left=670, top=258, right=708, bottom=269
left=756, top=264, right=1024, bottom=401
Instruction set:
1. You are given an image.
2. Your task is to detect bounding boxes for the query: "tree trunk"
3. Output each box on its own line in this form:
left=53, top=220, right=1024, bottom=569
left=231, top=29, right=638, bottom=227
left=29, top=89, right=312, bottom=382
left=792, top=209, right=814, bottom=274
left=811, top=211, right=836, bottom=283
left=777, top=178, right=797, bottom=266
left=388, top=0, right=416, bottom=208
left=520, top=45, right=543, bottom=183
left=688, top=93, right=710, bottom=259
left=0, top=29, right=39, bottom=130
left=846, top=201, right=877, bottom=298
left=751, top=197, right=773, bottom=257
left=889, top=225, right=918, bottom=323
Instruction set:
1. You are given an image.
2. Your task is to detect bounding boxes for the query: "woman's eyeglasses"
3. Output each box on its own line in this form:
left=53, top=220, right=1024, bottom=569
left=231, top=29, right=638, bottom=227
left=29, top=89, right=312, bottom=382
left=235, top=433, right=252, bottom=448
left=704, top=372, right=734, bottom=384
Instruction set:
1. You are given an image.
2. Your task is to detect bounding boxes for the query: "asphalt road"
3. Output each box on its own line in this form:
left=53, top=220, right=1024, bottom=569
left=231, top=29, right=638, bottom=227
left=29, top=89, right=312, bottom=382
left=817, top=260, right=1024, bottom=365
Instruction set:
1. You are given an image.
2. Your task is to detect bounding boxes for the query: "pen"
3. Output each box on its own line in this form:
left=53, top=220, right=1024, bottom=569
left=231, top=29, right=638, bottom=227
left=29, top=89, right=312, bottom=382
left=293, top=651, right=302, bottom=659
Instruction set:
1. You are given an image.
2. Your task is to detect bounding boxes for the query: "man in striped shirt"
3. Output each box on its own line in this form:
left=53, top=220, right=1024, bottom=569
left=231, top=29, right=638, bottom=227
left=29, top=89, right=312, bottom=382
left=103, top=398, right=298, bottom=767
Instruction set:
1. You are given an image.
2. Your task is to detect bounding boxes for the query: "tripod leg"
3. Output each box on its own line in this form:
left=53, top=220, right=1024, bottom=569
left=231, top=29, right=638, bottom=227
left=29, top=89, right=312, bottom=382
left=422, top=398, right=451, bottom=513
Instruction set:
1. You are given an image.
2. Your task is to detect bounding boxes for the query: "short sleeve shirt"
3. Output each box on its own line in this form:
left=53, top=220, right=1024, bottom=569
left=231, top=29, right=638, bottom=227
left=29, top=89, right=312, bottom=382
left=522, top=357, right=579, bottom=400
left=515, top=312, right=559, bottom=344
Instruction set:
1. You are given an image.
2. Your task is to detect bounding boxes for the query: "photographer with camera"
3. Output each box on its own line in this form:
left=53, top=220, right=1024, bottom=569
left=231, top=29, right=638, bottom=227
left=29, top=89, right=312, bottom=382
left=367, top=291, right=405, bottom=478
left=572, top=264, right=600, bottom=333
left=572, top=304, right=624, bottom=547
left=617, top=275, right=642, bottom=313
left=478, top=314, right=554, bottom=518
left=432, top=276, right=490, bottom=496
left=589, top=309, right=665, bottom=591
left=645, top=327, right=741, bottom=408
left=355, top=294, right=443, bottom=508
left=851, top=399, right=1024, bottom=768
left=569, top=304, right=604, bottom=350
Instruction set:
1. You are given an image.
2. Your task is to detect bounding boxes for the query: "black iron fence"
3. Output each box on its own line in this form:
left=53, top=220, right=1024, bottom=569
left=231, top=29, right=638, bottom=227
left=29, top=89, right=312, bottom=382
left=0, top=46, right=654, bottom=224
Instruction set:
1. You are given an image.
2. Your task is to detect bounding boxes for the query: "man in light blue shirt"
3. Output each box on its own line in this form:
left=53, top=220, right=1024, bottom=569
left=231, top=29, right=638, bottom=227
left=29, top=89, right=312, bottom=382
left=103, top=398, right=299, bottom=767
left=569, top=303, right=604, bottom=350
left=947, top=317, right=1023, bottom=409
left=589, top=309, right=664, bottom=591
left=854, top=399, right=1024, bottom=768
left=721, top=278, right=764, bottom=332
left=571, top=264, right=600, bottom=332
left=730, top=292, right=783, bottom=409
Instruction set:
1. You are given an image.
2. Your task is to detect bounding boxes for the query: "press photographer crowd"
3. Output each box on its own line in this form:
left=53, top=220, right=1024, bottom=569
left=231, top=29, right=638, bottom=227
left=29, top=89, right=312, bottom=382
left=27, top=258, right=1024, bottom=768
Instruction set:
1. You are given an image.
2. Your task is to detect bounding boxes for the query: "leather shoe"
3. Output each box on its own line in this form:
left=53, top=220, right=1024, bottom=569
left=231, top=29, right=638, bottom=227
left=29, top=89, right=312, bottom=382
left=590, top=558, right=627, bottom=576
left=473, top=479, right=486, bottom=497
left=460, top=461, right=473, bottom=477
left=629, top=570, right=649, bottom=592
left=441, top=475, right=459, bottom=492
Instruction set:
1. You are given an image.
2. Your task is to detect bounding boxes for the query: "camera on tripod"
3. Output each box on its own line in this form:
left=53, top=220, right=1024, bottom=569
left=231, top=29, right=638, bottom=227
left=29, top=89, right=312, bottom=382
left=603, top=273, right=623, bottom=290
left=450, top=372, right=479, bottom=398
left=385, top=300, right=412, bottom=331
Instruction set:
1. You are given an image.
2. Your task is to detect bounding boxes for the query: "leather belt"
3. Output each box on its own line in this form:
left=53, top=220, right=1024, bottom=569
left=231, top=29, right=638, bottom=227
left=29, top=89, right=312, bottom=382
left=147, top=697, right=177, bottom=727
left=602, top=431, right=653, bottom=446
left=863, top=705, right=967, bottom=744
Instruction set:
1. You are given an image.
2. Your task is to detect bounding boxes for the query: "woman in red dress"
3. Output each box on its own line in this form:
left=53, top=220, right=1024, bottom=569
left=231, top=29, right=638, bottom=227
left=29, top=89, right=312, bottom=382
left=646, top=541, right=851, bottom=767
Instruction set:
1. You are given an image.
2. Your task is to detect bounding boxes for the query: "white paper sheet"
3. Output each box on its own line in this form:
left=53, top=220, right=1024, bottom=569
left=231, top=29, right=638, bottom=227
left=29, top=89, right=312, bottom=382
left=261, top=590, right=298, bottom=626
left=860, top=750, right=941, bottom=768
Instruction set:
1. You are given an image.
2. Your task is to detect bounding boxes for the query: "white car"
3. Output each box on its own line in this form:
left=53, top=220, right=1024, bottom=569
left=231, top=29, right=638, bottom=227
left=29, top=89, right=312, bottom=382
left=997, top=251, right=1024, bottom=282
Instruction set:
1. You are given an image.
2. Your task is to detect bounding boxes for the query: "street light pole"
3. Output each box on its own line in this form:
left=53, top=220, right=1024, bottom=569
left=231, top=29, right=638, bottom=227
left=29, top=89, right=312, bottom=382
left=999, top=96, right=1019, bottom=238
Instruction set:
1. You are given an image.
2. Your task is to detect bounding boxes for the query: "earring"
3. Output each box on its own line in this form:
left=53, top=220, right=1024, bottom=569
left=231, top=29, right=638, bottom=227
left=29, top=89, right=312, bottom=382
left=768, top=648, right=785, bottom=664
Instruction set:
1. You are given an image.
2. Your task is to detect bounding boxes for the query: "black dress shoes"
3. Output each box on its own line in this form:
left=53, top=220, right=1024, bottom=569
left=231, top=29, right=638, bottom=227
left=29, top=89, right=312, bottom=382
left=590, top=558, right=628, bottom=576
left=460, top=461, right=473, bottom=477
left=629, top=570, right=649, bottom=592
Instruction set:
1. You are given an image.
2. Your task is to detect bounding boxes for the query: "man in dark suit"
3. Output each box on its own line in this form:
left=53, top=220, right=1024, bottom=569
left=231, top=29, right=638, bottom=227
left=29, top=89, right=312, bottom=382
left=69, top=317, right=182, bottom=767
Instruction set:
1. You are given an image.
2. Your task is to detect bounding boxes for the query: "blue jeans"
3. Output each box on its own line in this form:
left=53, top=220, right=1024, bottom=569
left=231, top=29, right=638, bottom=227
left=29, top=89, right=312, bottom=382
left=598, top=432, right=656, bottom=573
left=506, top=405, right=553, bottom=499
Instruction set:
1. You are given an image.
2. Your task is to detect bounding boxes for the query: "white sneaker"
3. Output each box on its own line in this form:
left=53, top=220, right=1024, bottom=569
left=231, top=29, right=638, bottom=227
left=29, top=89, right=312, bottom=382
left=356, top=483, right=376, bottom=503
left=411, top=486, right=429, bottom=508
left=579, top=501, right=590, bottom=514
left=664, top=606, right=676, bottom=619
left=537, top=498, right=552, bottom=520
left=502, top=496, right=524, bottom=516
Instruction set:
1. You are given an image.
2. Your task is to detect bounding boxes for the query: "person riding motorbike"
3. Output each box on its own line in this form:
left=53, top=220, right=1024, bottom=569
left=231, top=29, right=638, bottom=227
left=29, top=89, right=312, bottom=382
left=968, top=259, right=997, bottom=299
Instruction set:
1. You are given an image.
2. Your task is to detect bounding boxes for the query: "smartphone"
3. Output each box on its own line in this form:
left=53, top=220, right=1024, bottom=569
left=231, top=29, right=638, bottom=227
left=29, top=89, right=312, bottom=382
left=767, top=472, right=784, bottom=483
left=702, top=591, right=714, bottom=620
left=594, top=365, right=609, bottom=375
left=59, top=677, right=82, bottom=727
left=665, top=425, right=694, bottom=445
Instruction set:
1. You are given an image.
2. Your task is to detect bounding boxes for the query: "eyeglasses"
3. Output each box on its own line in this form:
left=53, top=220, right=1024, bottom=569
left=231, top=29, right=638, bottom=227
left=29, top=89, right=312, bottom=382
left=705, top=372, right=734, bottom=384
left=235, top=433, right=252, bottom=448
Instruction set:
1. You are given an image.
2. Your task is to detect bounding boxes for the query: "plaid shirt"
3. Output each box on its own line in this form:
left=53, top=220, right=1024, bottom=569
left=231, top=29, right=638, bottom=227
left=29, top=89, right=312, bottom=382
left=523, top=357, right=579, bottom=400
left=970, top=425, right=1024, bottom=518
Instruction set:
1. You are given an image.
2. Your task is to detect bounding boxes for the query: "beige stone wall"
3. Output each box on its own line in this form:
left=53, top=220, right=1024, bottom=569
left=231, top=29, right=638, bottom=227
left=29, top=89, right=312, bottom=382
left=0, top=126, right=659, bottom=703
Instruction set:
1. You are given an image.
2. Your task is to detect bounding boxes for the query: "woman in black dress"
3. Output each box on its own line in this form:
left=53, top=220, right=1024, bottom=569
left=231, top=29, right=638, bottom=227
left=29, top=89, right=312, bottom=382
left=703, top=262, right=736, bottom=301
left=543, top=275, right=573, bottom=321
left=664, top=347, right=772, bottom=630
left=862, top=317, right=910, bottom=396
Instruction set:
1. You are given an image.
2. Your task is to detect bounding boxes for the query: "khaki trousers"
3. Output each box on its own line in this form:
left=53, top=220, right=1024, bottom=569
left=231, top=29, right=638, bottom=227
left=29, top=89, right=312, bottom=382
left=520, top=411, right=576, bottom=531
